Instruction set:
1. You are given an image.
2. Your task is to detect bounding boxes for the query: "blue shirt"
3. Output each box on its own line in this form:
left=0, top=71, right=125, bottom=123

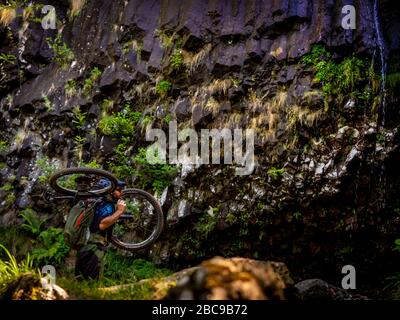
left=90, top=201, right=115, bottom=233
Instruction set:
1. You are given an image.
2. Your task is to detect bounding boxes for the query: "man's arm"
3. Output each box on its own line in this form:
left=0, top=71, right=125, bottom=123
left=99, top=200, right=126, bottom=231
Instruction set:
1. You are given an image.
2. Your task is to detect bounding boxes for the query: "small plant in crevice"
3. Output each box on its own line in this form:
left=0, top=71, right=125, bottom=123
left=230, top=77, right=242, bottom=88
left=0, top=53, right=16, bottom=65
left=82, top=67, right=102, bottom=96
left=140, top=114, right=155, bottom=131
left=101, top=98, right=114, bottom=114
left=47, top=34, right=75, bottom=68
left=35, top=156, right=58, bottom=183
left=170, top=49, right=183, bottom=69
left=0, top=140, right=9, bottom=153
left=65, top=79, right=77, bottom=97
left=267, top=166, right=285, bottom=181
left=164, top=114, right=172, bottom=125
left=154, top=29, right=175, bottom=50
left=72, top=106, right=87, bottom=130
left=42, top=94, right=54, bottom=112
left=293, top=211, right=303, bottom=221
left=122, top=39, right=143, bottom=56
left=4, top=193, right=16, bottom=208
left=156, top=80, right=172, bottom=96
left=73, top=135, right=86, bottom=163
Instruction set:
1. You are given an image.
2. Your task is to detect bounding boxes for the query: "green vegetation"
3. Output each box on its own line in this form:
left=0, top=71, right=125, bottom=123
left=394, top=239, right=400, bottom=253
left=267, top=167, right=285, bottom=180
left=58, top=277, right=158, bottom=299
left=386, top=238, right=400, bottom=298
left=108, top=140, right=136, bottom=179
left=302, top=44, right=380, bottom=109
left=387, top=72, right=400, bottom=92
left=35, top=156, right=58, bottom=183
left=156, top=80, right=172, bottom=96
left=72, top=106, right=87, bottom=130
left=0, top=53, right=16, bottom=65
left=230, top=77, right=242, bottom=87
left=42, top=94, right=54, bottom=112
left=155, top=29, right=175, bottom=49
left=141, top=114, right=155, bottom=129
left=82, top=159, right=101, bottom=168
left=57, top=249, right=173, bottom=299
left=73, top=135, right=86, bottom=162
left=0, top=182, right=13, bottom=191
left=171, top=49, right=183, bottom=69
left=83, top=67, right=102, bottom=96
left=4, top=193, right=15, bottom=208
left=65, top=79, right=77, bottom=97
left=101, top=98, right=114, bottom=112
left=122, top=39, right=143, bottom=55
left=99, top=102, right=143, bottom=180
left=132, top=147, right=178, bottom=194
left=195, top=211, right=218, bottom=239
left=47, top=35, right=75, bottom=68
left=164, top=114, right=172, bottom=125
left=293, top=211, right=303, bottom=221
left=98, top=107, right=141, bottom=137
left=103, top=250, right=172, bottom=286
left=0, top=140, right=9, bottom=153
left=0, top=244, right=36, bottom=297
left=31, top=227, right=70, bottom=266
left=19, top=208, right=45, bottom=236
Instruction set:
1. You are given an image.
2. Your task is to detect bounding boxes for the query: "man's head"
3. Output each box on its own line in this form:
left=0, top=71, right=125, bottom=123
left=98, top=179, right=126, bottom=200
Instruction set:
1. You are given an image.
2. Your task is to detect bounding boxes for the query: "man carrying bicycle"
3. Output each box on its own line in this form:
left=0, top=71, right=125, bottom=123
left=75, top=179, right=127, bottom=280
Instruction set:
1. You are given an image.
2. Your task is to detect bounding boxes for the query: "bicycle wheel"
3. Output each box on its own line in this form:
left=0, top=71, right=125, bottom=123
left=49, top=167, right=118, bottom=197
left=110, top=188, right=164, bottom=251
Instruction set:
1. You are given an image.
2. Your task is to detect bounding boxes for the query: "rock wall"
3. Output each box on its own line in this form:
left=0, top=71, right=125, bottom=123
left=1, top=0, right=400, bottom=291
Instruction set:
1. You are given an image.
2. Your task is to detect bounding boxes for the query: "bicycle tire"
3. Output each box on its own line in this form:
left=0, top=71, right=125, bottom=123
left=49, top=167, right=119, bottom=197
left=110, top=188, right=164, bottom=251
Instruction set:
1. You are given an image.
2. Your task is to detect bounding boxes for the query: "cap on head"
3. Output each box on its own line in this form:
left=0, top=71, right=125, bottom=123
left=116, top=180, right=126, bottom=188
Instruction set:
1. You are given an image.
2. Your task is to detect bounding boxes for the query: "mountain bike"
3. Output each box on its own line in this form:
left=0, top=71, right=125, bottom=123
left=45, top=167, right=164, bottom=251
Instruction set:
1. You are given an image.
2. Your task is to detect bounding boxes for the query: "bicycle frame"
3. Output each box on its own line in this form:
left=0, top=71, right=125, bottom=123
left=42, top=191, right=134, bottom=221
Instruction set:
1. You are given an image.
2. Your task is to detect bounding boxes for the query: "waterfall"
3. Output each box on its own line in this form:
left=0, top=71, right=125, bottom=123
left=373, top=0, right=387, bottom=127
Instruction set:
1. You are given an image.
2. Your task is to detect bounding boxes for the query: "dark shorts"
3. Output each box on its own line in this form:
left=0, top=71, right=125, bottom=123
left=75, top=243, right=106, bottom=280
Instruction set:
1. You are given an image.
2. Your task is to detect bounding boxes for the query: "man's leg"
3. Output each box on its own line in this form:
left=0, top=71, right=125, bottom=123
left=75, top=243, right=105, bottom=280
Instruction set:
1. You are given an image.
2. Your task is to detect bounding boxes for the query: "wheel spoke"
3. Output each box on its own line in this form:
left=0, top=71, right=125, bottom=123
left=111, top=189, right=163, bottom=250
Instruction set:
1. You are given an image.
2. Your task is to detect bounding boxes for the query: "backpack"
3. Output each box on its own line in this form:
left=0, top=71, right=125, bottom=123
left=64, top=199, right=101, bottom=249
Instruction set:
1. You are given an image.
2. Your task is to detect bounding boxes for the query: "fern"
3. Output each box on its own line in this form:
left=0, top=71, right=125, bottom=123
left=32, top=228, right=70, bottom=266
left=19, top=209, right=45, bottom=236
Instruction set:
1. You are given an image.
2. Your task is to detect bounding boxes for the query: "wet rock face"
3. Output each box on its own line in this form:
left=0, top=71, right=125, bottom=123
left=0, top=0, right=399, bottom=290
